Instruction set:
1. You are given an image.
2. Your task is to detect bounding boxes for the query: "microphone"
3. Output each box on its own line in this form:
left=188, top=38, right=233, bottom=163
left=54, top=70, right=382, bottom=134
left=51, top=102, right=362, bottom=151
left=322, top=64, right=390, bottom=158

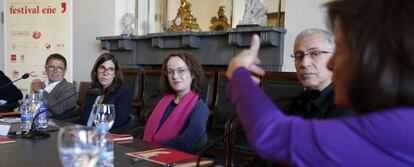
left=0, top=73, right=30, bottom=89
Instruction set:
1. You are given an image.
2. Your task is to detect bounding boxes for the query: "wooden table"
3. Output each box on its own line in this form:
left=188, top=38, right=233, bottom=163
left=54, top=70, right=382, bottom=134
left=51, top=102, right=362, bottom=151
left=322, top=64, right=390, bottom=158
left=0, top=119, right=170, bottom=167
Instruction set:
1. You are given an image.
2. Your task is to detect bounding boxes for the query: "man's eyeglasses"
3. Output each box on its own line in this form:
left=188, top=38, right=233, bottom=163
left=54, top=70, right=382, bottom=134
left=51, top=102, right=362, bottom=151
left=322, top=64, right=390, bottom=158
left=45, top=65, right=65, bottom=73
left=97, top=66, right=116, bottom=75
left=166, top=68, right=189, bottom=77
left=290, top=50, right=332, bottom=60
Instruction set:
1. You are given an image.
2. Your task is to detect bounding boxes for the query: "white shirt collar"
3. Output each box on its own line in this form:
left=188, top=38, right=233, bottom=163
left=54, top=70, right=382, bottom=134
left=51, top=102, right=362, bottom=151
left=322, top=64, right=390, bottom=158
left=44, top=80, right=62, bottom=93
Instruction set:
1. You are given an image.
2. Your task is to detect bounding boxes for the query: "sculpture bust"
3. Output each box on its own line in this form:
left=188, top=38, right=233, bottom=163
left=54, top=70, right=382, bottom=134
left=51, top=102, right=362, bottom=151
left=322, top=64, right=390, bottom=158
left=121, top=13, right=135, bottom=35
left=239, top=0, right=268, bottom=26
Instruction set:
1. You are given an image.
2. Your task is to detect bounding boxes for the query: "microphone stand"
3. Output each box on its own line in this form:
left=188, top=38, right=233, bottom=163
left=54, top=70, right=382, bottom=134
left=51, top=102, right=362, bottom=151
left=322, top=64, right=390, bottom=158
left=22, top=91, right=80, bottom=139
left=0, top=73, right=30, bottom=89
left=21, top=110, right=51, bottom=139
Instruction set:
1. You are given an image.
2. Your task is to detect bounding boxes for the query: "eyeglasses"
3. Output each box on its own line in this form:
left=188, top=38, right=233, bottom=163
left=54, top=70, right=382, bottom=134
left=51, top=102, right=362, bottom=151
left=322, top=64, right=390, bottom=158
left=166, top=68, right=189, bottom=77
left=290, top=50, right=332, bottom=61
left=45, top=65, right=65, bottom=73
left=97, top=66, right=116, bottom=75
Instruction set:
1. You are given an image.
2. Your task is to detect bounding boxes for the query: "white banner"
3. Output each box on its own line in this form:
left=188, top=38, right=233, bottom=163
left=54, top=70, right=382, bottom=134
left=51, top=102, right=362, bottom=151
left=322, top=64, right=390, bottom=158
left=5, top=0, right=72, bottom=95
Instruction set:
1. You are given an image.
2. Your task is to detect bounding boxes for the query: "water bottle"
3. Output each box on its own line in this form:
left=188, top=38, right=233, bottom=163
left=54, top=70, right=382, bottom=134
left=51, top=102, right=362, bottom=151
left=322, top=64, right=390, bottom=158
left=97, top=131, right=114, bottom=167
left=20, top=98, right=33, bottom=133
left=36, top=90, right=48, bottom=130
left=37, top=102, right=48, bottom=129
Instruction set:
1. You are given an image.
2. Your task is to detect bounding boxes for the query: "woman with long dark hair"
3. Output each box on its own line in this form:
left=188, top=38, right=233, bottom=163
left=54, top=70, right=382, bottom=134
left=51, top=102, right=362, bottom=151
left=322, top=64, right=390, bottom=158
left=80, top=53, right=132, bottom=128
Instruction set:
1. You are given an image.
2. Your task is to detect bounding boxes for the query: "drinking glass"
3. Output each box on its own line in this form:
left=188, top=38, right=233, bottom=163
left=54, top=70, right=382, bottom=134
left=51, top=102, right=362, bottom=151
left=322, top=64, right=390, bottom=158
left=28, top=92, right=41, bottom=110
left=58, top=126, right=99, bottom=167
left=92, top=104, right=115, bottom=132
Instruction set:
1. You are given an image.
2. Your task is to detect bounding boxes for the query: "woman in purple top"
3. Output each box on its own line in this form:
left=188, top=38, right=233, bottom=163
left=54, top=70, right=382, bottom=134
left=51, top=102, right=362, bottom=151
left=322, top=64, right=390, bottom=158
left=225, top=0, right=414, bottom=166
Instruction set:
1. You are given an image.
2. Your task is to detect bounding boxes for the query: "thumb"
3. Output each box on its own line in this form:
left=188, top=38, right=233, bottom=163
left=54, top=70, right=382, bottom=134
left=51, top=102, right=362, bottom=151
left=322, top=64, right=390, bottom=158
left=249, top=34, right=261, bottom=55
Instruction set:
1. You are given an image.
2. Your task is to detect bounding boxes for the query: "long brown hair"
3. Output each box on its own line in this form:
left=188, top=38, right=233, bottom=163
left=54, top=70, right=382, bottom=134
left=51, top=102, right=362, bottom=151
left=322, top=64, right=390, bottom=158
left=326, top=0, right=414, bottom=113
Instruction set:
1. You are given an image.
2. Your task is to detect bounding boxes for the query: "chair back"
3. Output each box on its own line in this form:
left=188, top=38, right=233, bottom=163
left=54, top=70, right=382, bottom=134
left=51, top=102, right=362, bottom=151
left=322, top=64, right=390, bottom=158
left=200, top=70, right=217, bottom=110
left=142, top=69, right=163, bottom=107
left=122, top=68, right=143, bottom=116
left=121, top=68, right=143, bottom=106
left=77, top=81, right=91, bottom=107
left=261, top=72, right=303, bottom=111
left=140, top=69, right=163, bottom=122
left=212, top=71, right=235, bottom=131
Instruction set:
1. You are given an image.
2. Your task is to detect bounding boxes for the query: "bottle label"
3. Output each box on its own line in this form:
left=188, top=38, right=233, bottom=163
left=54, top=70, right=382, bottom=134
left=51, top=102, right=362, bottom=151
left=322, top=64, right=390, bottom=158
left=38, top=103, right=48, bottom=119
left=21, top=112, right=33, bottom=121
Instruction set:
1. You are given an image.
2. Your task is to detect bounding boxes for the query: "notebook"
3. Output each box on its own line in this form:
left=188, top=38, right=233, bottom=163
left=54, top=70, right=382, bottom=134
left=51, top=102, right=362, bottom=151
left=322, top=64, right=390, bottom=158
left=110, top=134, right=133, bottom=142
left=126, top=148, right=213, bottom=166
left=0, top=136, right=16, bottom=144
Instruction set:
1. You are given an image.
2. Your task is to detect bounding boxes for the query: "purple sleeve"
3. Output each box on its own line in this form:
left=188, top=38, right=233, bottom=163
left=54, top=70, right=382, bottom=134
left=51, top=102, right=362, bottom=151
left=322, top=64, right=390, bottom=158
left=226, top=68, right=296, bottom=164
left=225, top=68, right=403, bottom=166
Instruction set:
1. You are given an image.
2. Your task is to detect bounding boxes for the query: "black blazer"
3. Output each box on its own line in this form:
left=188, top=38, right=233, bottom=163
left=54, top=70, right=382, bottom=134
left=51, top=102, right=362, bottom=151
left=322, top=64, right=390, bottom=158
left=0, top=71, right=23, bottom=104
left=80, top=84, right=133, bottom=128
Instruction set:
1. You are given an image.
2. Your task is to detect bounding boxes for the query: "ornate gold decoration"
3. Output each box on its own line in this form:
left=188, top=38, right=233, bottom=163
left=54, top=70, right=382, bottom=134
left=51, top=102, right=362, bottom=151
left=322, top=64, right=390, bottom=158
left=209, top=6, right=230, bottom=31
left=168, top=0, right=202, bottom=32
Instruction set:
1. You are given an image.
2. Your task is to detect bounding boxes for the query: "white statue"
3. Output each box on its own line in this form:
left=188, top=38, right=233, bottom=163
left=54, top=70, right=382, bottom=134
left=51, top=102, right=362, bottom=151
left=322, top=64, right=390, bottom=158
left=121, top=13, right=135, bottom=35
left=239, top=0, right=268, bottom=26
left=162, top=20, right=173, bottom=32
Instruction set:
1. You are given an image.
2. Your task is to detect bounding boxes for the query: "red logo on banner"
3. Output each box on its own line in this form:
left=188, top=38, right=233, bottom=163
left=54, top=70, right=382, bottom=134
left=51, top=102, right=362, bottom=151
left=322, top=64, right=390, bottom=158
left=61, top=3, right=67, bottom=13
left=11, top=54, right=16, bottom=63
left=32, top=31, right=41, bottom=39
left=45, top=43, right=51, bottom=49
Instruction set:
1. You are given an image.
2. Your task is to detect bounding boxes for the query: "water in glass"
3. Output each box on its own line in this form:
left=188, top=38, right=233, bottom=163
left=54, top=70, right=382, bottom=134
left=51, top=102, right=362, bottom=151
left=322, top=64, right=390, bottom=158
left=58, top=126, right=99, bottom=167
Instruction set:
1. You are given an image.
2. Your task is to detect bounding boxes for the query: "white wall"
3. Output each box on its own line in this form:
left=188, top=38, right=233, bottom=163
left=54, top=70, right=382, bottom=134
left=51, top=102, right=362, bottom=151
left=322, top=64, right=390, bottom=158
left=73, top=0, right=116, bottom=82
left=115, top=0, right=135, bottom=34
left=283, top=0, right=331, bottom=71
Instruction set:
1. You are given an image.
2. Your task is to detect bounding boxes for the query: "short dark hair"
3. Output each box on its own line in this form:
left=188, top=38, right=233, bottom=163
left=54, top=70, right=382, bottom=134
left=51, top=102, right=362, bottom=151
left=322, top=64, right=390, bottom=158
left=91, top=53, right=123, bottom=94
left=326, top=0, right=414, bottom=113
left=46, top=53, right=67, bottom=69
left=160, top=52, right=205, bottom=94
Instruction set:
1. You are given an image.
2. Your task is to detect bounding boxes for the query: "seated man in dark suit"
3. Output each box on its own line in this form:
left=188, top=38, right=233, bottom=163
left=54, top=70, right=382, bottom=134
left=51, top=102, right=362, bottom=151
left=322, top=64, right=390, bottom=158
left=286, top=28, right=354, bottom=119
left=246, top=29, right=354, bottom=167
left=0, top=70, right=23, bottom=112
left=31, top=53, right=77, bottom=117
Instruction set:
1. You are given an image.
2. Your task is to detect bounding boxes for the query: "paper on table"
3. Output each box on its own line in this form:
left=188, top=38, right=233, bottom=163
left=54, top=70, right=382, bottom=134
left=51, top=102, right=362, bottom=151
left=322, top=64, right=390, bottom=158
left=0, top=124, right=11, bottom=136
left=0, top=136, right=16, bottom=144
left=110, top=134, right=133, bottom=142
left=126, top=148, right=213, bottom=166
left=0, top=117, right=21, bottom=124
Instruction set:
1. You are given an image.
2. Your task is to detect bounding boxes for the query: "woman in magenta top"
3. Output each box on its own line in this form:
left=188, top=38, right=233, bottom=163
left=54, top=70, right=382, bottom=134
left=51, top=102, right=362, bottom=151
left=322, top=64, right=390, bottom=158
left=143, top=52, right=209, bottom=153
left=225, top=0, right=414, bottom=166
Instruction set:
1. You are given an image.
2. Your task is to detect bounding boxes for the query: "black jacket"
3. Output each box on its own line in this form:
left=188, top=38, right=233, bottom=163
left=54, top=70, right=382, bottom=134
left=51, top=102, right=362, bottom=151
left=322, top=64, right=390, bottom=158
left=80, top=83, right=133, bottom=128
left=285, top=84, right=355, bottom=119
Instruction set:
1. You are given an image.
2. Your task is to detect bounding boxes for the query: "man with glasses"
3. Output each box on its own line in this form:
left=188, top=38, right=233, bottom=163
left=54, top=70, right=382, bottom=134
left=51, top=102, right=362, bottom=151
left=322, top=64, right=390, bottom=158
left=247, top=28, right=354, bottom=167
left=31, top=53, right=77, bottom=117
left=286, top=28, right=354, bottom=118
